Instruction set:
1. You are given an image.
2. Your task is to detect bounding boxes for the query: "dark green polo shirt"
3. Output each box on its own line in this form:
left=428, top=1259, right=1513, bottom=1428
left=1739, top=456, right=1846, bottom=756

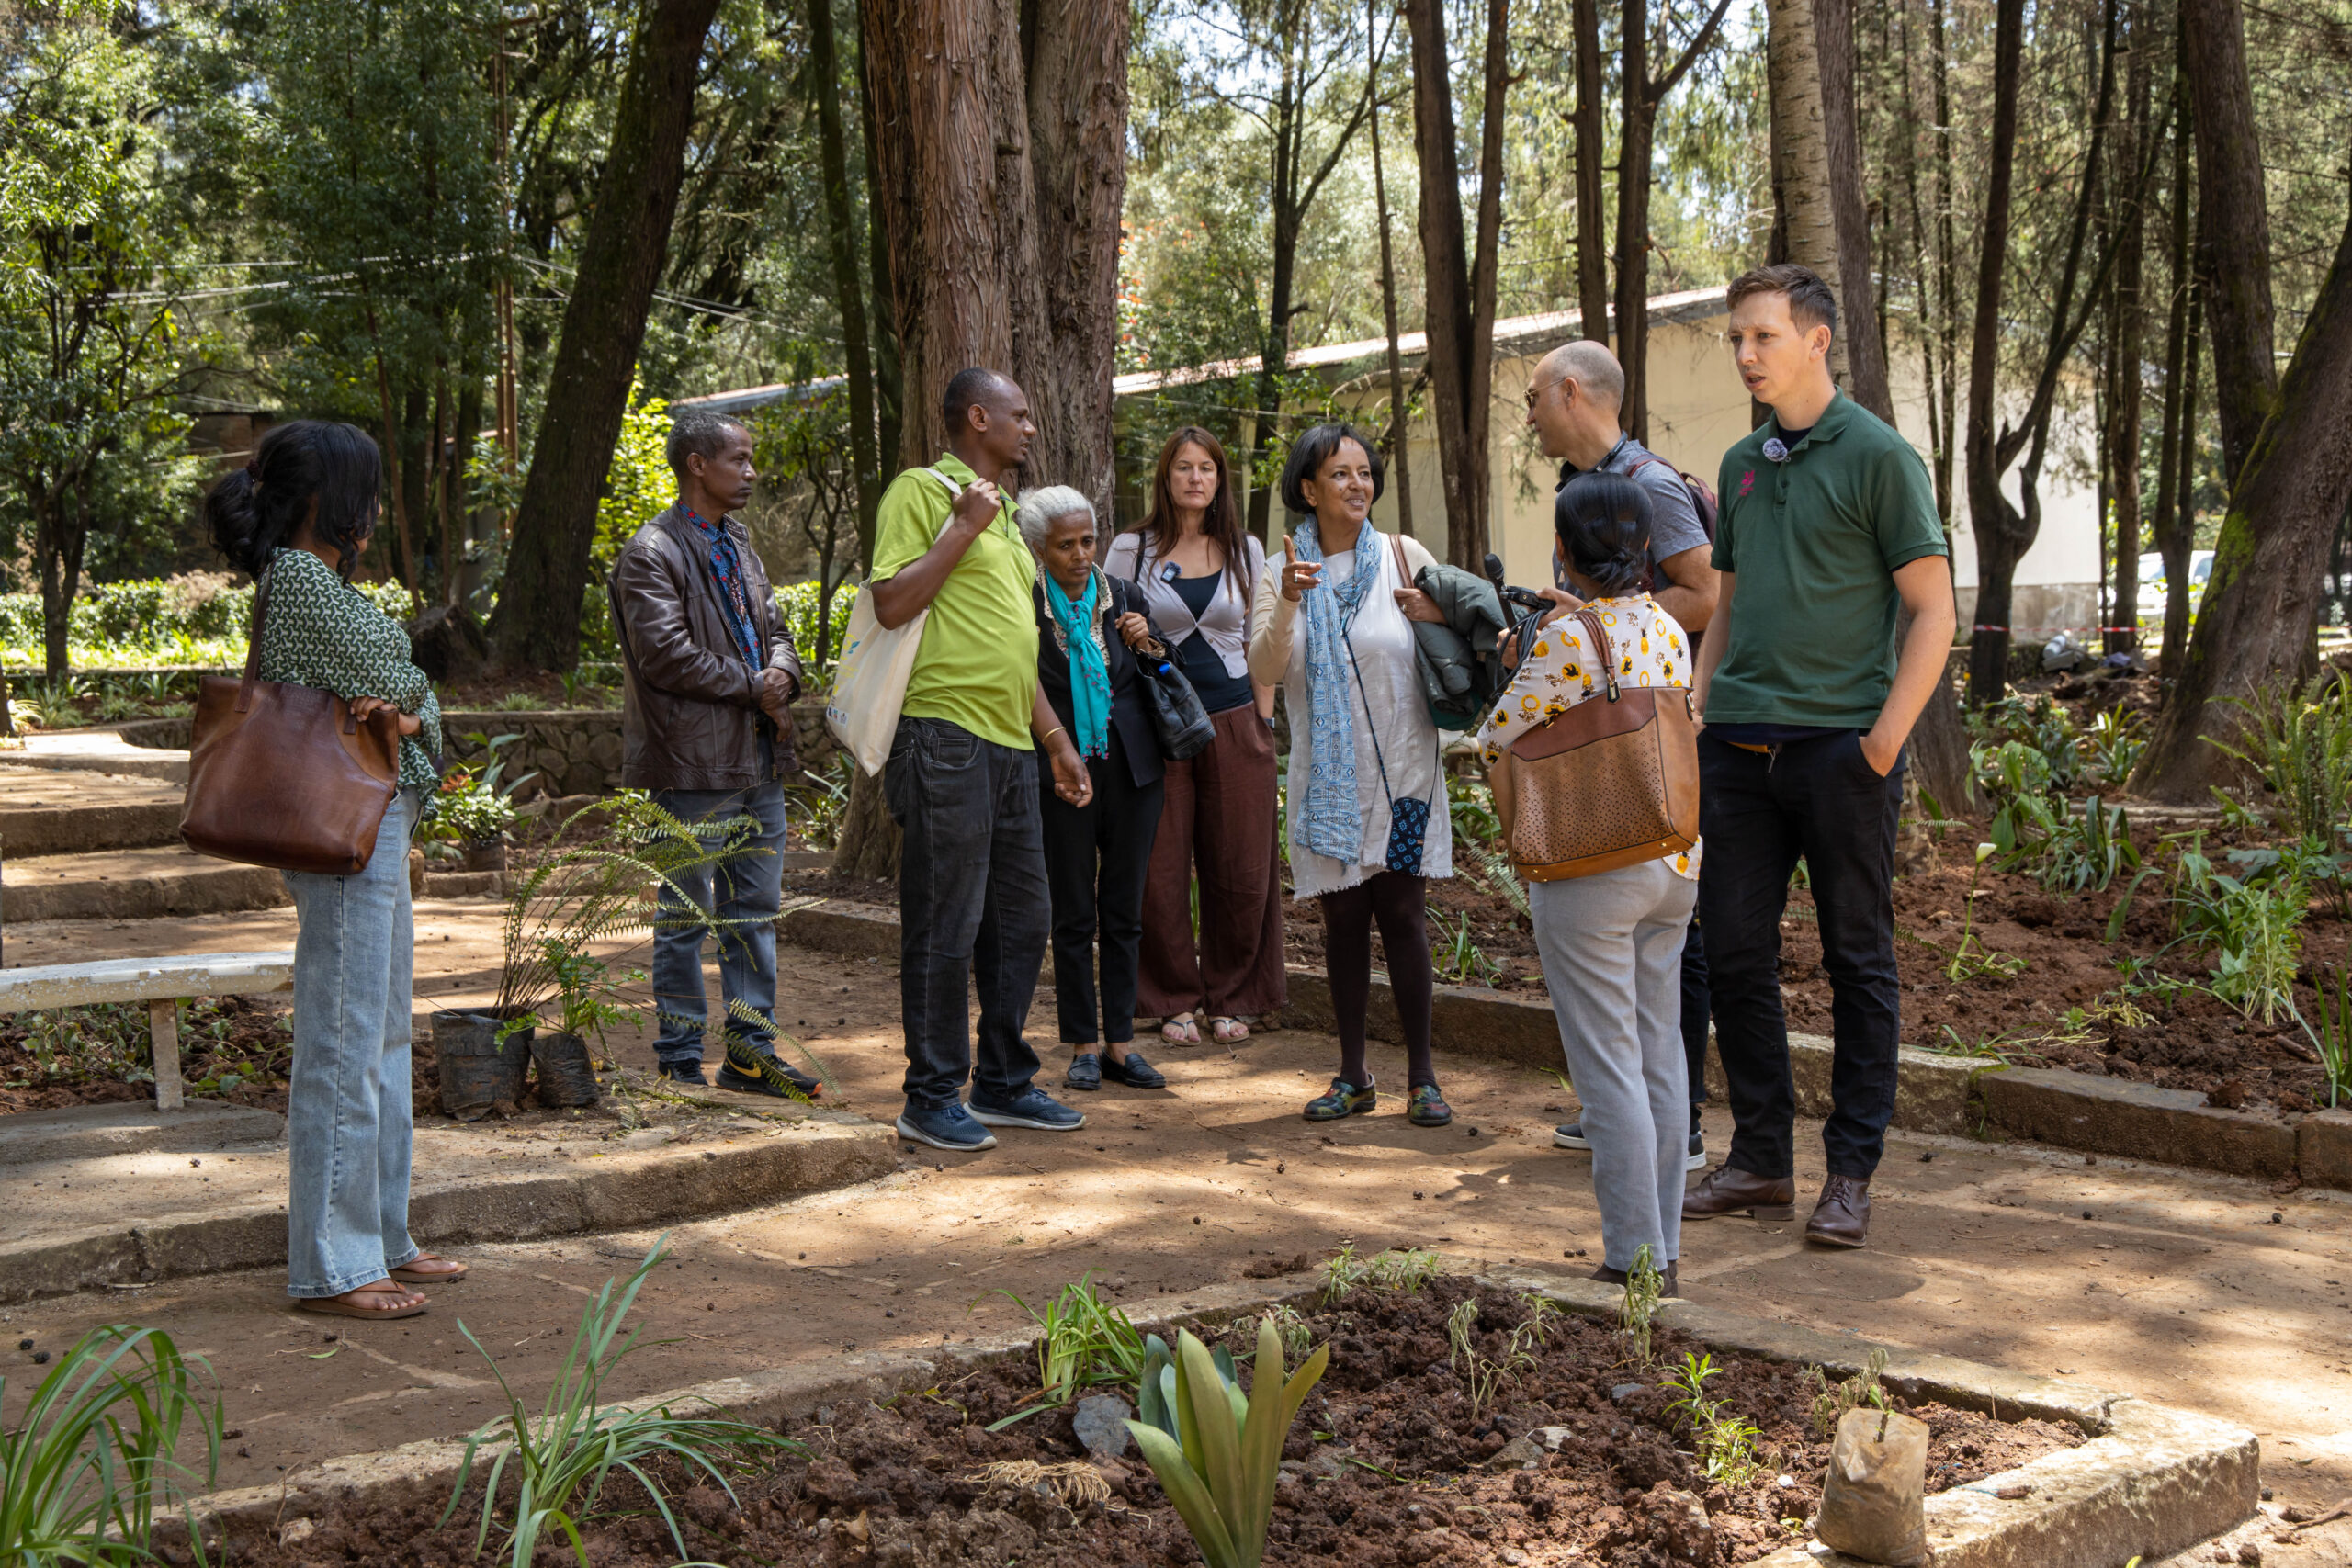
left=1707, top=393, right=1948, bottom=728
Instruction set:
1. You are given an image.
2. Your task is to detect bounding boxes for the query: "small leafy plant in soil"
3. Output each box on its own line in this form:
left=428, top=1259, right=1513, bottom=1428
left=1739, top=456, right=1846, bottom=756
left=194, top=1270, right=2081, bottom=1568
left=0, top=996, right=292, bottom=1116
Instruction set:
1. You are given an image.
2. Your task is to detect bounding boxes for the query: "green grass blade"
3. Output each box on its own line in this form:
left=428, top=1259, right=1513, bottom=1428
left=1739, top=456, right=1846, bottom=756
left=1128, top=1422, right=1240, bottom=1568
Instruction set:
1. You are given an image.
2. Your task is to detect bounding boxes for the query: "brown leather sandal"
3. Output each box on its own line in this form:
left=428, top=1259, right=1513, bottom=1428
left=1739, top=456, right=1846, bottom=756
left=297, top=1280, right=427, bottom=1320
left=388, top=1253, right=467, bottom=1284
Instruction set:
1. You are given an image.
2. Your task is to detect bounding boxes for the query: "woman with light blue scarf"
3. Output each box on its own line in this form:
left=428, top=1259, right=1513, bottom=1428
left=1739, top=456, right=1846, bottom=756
left=1247, top=423, right=1456, bottom=1127
left=1022, top=487, right=1170, bottom=1093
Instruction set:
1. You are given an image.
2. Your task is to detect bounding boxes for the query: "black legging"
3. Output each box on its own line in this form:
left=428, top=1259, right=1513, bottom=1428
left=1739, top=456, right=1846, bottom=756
left=1319, top=870, right=1436, bottom=1089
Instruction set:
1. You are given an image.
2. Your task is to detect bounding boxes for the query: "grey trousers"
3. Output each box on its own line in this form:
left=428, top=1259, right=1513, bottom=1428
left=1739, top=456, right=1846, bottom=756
left=1531, top=857, right=1698, bottom=1270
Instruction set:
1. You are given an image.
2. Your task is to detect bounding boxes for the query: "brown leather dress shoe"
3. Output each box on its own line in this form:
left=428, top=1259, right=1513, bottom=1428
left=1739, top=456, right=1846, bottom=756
left=1680, top=1165, right=1797, bottom=1222
left=1805, top=1174, right=1872, bottom=1247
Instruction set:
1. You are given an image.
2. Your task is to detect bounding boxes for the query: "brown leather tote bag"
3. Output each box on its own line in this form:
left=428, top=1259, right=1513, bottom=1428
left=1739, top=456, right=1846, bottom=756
left=1490, top=607, right=1699, bottom=882
left=181, top=571, right=402, bottom=875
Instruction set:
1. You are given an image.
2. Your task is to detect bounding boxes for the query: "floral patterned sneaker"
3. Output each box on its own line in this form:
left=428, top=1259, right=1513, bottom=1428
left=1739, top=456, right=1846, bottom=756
left=1407, top=1084, right=1454, bottom=1127
left=1303, top=1077, right=1377, bottom=1122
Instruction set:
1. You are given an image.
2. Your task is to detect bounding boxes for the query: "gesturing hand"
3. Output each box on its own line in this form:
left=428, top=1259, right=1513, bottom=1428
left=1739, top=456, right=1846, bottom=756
left=1281, top=557, right=1323, bottom=603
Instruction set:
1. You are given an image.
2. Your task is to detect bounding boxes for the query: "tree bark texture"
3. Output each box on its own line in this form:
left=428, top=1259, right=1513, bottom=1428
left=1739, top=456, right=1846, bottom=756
left=1573, top=0, right=1609, bottom=340
left=1962, top=0, right=2025, bottom=703
left=2102, top=29, right=2152, bottom=655
left=1369, top=0, right=1415, bottom=538
left=1614, top=0, right=1731, bottom=435
left=1765, top=0, right=1848, bottom=387
left=2132, top=204, right=2352, bottom=798
left=489, top=0, right=722, bottom=672
left=2178, top=0, right=2275, bottom=487
left=2152, top=73, right=2199, bottom=672
left=1809, top=0, right=1891, bottom=422
left=1407, top=0, right=1509, bottom=569
left=809, top=0, right=882, bottom=568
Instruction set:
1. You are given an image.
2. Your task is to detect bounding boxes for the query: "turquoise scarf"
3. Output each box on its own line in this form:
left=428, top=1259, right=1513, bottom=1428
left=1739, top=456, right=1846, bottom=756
left=1046, top=569, right=1112, bottom=760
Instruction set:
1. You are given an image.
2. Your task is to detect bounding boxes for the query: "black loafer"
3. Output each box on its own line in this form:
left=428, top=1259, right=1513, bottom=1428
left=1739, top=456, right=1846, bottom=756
left=1065, top=1054, right=1102, bottom=1090
left=1102, top=1051, right=1166, bottom=1089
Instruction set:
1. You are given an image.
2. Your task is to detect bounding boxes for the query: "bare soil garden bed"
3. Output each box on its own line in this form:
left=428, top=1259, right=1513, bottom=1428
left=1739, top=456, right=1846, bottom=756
left=0, top=994, right=293, bottom=1116
left=196, top=1272, right=2079, bottom=1568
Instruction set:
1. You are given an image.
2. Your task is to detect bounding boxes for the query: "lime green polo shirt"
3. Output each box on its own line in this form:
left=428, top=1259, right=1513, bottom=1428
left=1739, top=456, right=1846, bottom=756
left=870, top=453, right=1039, bottom=750
left=1707, top=392, right=1949, bottom=728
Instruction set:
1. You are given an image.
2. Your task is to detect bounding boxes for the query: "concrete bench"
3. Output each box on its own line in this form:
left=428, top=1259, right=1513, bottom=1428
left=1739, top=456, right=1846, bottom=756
left=0, top=952, right=295, bottom=1110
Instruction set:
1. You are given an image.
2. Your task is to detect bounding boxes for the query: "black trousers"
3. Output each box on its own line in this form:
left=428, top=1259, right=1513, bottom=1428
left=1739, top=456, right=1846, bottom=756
left=1681, top=912, right=1709, bottom=1128
left=1695, top=729, right=1905, bottom=1180
left=888, top=717, right=1049, bottom=1111
left=1038, top=731, right=1166, bottom=1047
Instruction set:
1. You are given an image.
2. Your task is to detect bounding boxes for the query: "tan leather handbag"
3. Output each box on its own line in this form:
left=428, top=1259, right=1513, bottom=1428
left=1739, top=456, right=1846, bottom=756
left=181, top=572, right=402, bottom=875
left=1489, top=606, right=1699, bottom=882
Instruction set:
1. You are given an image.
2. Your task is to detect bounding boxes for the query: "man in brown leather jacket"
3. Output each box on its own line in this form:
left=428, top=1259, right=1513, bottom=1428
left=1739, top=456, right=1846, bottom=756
left=608, top=409, right=810, bottom=1098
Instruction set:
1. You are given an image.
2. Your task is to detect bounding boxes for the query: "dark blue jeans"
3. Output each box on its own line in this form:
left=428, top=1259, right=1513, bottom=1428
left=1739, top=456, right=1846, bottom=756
left=1695, top=729, right=1904, bottom=1180
left=650, top=774, right=788, bottom=1066
left=887, top=716, right=1048, bottom=1111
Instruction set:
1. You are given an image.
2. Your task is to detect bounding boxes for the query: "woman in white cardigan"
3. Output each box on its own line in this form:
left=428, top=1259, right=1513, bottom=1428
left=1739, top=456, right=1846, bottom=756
left=1248, top=423, right=1454, bottom=1127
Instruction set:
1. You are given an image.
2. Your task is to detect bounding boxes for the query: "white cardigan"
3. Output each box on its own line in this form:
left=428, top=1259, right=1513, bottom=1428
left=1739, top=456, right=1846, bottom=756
left=1249, top=526, right=1452, bottom=898
left=1100, top=530, right=1268, bottom=682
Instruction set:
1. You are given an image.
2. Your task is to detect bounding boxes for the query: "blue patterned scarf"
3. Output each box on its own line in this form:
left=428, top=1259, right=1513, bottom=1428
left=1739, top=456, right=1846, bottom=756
left=1046, top=569, right=1112, bottom=759
left=684, top=509, right=761, bottom=669
left=1293, top=514, right=1381, bottom=862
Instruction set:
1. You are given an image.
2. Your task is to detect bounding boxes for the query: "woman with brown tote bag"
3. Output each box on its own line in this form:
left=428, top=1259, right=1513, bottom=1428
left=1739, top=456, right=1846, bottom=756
left=201, top=421, right=462, bottom=1320
left=1475, top=472, right=1701, bottom=1294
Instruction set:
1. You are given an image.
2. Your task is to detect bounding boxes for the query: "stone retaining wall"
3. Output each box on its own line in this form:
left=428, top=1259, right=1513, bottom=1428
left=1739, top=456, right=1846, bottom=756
left=439, top=701, right=838, bottom=798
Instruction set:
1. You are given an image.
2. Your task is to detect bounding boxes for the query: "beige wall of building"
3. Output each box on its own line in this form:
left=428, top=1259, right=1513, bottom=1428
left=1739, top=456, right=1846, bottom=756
left=1119, top=287, right=2104, bottom=640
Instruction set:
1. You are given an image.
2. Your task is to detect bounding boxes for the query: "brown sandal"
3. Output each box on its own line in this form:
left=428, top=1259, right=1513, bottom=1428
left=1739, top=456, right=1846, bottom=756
left=297, top=1280, right=427, bottom=1320
left=388, top=1253, right=467, bottom=1284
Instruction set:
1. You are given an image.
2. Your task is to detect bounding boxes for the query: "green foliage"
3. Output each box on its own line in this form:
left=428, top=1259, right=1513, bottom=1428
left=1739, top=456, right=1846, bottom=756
left=2209, top=671, right=2352, bottom=845
left=1433, top=908, right=1502, bottom=987
left=1618, top=1245, right=1665, bottom=1366
left=989, top=1274, right=1149, bottom=1428
left=424, top=733, right=535, bottom=846
left=591, top=384, right=675, bottom=575
left=1663, top=1352, right=1762, bottom=1488
left=1802, top=1348, right=1890, bottom=1438
left=0, top=1324, right=221, bottom=1567
left=1319, top=1242, right=1444, bottom=1303
left=1231, top=1306, right=1314, bottom=1364
left=2173, top=833, right=2307, bottom=1023
left=786, top=755, right=853, bottom=852
left=443, top=1236, right=799, bottom=1568
left=0, top=576, right=413, bottom=672
left=2294, top=963, right=2352, bottom=1111
left=1947, top=843, right=2029, bottom=983
left=1122, top=1322, right=1330, bottom=1568
left=774, top=579, right=855, bottom=681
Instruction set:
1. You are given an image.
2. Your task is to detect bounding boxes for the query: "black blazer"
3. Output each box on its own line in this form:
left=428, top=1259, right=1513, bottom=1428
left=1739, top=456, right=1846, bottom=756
left=1035, top=574, right=1166, bottom=790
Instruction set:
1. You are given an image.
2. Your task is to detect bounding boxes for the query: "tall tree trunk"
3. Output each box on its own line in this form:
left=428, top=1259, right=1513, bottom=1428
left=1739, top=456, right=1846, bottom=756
left=840, top=0, right=1130, bottom=881
left=1811, top=0, right=1891, bottom=420
left=2132, top=205, right=2352, bottom=799
left=858, top=38, right=903, bottom=563
left=1243, top=52, right=1304, bottom=550
left=1615, top=0, right=1731, bottom=435
left=809, top=0, right=881, bottom=570
left=35, top=495, right=86, bottom=679
left=1368, top=0, right=1415, bottom=538
left=362, top=299, right=420, bottom=607
left=1573, top=0, right=1608, bottom=339
left=489, top=0, right=724, bottom=672
left=2152, top=71, right=2198, bottom=672
left=2103, top=27, right=2152, bottom=655
left=1407, top=0, right=1510, bottom=568
left=1765, top=0, right=1849, bottom=387
left=2178, top=0, right=2274, bottom=487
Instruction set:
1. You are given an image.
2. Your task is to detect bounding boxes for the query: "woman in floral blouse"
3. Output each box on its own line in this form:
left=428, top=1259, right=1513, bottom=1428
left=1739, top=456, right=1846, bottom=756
left=205, top=420, right=459, bottom=1320
left=1476, top=471, right=1699, bottom=1293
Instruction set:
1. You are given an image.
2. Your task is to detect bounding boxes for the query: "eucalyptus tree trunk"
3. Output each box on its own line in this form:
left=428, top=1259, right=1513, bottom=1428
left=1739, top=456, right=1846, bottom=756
left=1615, top=0, right=1732, bottom=435
left=2102, top=28, right=2153, bottom=656
left=1572, top=0, right=1608, bottom=339
left=808, top=0, right=881, bottom=569
left=1367, top=0, right=1414, bottom=539
left=2151, top=72, right=2199, bottom=674
left=1765, top=0, right=1847, bottom=388
left=2178, top=0, right=2274, bottom=487
left=489, top=0, right=724, bottom=672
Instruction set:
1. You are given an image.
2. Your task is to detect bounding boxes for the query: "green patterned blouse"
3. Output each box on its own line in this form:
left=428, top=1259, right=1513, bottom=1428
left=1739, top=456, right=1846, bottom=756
left=256, top=548, right=444, bottom=806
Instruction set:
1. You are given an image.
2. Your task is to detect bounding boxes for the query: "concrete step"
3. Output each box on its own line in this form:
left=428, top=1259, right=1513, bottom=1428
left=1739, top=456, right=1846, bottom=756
left=0, top=765, right=185, bottom=855
left=2, top=844, right=288, bottom=922
left=6, top=726, right=189, bottom=784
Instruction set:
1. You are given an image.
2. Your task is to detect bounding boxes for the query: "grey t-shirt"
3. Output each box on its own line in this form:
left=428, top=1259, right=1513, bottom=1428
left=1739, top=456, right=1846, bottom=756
left=1555, top=434, right=1708, bottom=579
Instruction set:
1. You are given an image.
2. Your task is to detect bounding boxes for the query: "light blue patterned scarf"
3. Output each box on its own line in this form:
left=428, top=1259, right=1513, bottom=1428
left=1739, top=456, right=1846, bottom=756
left=1294, top=514, right=1381, bottom=862
left=1046, top=569, right=1112, bottom=759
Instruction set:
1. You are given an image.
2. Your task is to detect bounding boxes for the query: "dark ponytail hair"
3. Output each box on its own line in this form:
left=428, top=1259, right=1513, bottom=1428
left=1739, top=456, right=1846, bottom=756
left=1553, top=471, right=1653, bottom=596
left=205, top=420, right=383, bottom=581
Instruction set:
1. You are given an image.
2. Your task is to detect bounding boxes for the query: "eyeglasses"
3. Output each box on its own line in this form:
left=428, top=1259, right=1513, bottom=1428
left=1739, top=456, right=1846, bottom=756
left=1523, top=376, right=1567, bottom=411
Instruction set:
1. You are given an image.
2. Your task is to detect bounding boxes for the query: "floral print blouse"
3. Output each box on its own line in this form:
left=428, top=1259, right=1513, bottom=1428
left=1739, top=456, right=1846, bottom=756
left=1474, top=591, right=1701, bottom=879
left=256, top=548, right=444, bottom=808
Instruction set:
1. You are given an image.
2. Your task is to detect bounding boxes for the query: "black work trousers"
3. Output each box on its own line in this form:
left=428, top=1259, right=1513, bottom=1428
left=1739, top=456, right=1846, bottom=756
left=1695, top=729, right=1905, bottom=1180
left=1038, top=732, right=1166, bottom=1046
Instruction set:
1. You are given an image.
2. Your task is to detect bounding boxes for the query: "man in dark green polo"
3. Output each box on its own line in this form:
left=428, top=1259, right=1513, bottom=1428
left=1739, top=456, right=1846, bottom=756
left=1685, top=264, right=1957, bottom=1249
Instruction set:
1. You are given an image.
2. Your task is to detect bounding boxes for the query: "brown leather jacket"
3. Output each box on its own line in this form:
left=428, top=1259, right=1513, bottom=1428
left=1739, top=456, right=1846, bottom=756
left=609, top=503, right=803, bottom=792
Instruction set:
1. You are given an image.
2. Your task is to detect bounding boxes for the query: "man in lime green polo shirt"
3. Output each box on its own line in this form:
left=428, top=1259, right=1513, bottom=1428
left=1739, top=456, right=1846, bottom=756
left=1684, top=265, right=1957, bottom=1251
left=868, top=367, right=1093, bottom=1155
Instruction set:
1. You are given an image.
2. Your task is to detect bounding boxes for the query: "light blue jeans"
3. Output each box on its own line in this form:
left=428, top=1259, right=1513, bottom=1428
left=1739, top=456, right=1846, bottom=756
left=280, top=790, right=421, bottom=1298
left=650, top=777, right=788, bottom=1066
left=1531, top=857, right=1697, bottom=1271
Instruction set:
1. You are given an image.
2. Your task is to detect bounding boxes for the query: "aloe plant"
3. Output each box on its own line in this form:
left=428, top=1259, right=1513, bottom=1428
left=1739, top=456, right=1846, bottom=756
left=1124, top=1322, right=1329, bottom=1568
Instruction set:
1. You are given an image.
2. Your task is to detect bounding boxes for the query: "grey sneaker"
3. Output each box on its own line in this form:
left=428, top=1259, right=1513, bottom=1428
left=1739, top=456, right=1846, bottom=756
left=1687, top=1126, right=1709, bottom=1171
left=1553, top=1121, right=1590, bottom=1151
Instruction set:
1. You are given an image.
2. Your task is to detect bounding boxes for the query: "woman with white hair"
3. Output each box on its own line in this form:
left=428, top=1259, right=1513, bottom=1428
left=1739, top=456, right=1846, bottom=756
left=1022, top=486, right=1170, bottom=1092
